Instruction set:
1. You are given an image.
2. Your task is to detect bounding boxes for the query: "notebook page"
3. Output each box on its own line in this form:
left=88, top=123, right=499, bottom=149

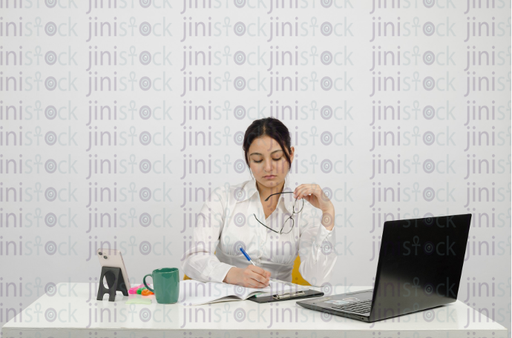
left=178, top=280, right=271, bottom=305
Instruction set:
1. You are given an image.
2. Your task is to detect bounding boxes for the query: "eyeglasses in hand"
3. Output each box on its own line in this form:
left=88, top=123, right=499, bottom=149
left=253, top=192, right=305, bottom=235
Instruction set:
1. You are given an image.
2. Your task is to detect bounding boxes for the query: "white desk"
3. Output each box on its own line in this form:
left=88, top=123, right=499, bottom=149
left=1, top=282, right=507, bottom=338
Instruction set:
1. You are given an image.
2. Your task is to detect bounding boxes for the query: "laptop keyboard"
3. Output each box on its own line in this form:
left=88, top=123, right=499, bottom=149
left=332, top=299, right=372, bottom=314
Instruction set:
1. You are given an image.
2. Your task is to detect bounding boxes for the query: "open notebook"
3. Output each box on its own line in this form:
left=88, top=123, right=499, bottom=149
left=178, top=279, right=309, bottom=305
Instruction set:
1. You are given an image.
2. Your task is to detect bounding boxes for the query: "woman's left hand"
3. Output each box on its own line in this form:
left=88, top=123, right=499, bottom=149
left=294, top=184, right=333, bottom=213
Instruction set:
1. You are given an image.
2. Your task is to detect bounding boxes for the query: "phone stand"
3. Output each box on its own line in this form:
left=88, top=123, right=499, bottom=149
left=96, top=266, right=128, bottom=301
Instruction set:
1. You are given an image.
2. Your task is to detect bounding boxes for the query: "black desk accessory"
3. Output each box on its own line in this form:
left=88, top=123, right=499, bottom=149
left=96, top=266, right=128, bottom=301
left=249, top=289, right=324, bottom=303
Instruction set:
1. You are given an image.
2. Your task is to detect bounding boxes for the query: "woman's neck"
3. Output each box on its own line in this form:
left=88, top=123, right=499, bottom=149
left=255, top=180, right=285, bottom=201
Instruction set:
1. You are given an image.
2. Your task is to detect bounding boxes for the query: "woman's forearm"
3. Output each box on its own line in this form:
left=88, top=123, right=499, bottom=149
left=321, top=206, right=335, bottom=231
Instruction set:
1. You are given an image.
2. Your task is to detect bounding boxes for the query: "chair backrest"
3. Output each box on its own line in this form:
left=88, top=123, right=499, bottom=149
left=183, top=256, right=311, bottom=286
left=291, top=255, right=311, bottom=286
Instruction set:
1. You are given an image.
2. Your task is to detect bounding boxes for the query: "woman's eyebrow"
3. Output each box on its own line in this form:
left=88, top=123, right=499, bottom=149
left=249, top=150, right=283, bottom=156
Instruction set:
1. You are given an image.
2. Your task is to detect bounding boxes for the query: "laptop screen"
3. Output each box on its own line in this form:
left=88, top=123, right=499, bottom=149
left=369, top=214, right=472, bottom=322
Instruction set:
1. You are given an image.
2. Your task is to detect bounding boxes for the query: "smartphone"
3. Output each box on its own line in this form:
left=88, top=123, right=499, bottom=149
left=97, top=248, right=131, bottom=291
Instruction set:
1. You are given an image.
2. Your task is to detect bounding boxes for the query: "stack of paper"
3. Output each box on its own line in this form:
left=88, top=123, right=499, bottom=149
left=178, top=279, right=309, bottom=305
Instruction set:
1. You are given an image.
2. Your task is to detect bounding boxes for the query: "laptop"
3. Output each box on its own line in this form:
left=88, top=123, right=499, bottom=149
left=297, top=213, right=472, bottom=323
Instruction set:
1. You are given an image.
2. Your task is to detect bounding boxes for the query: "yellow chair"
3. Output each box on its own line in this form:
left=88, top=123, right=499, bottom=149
left=291, top=256, right=311, bottom=286
left=183, top=256, right=311, bottom=286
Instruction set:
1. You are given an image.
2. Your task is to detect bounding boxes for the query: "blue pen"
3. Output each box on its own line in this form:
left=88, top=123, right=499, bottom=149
left=239, top=247, right=257, bottom=266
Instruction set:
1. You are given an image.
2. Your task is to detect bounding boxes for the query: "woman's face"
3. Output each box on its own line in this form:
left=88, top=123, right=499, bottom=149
left=247, top=135, right=294, bottom=192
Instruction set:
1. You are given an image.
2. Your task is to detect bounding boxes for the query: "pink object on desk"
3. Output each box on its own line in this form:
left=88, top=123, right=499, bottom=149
left=128, top=284, right=145, bottom=294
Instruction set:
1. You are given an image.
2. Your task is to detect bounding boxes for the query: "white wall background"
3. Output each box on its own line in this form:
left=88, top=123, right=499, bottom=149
left=1, top=0, right=510, bottom=333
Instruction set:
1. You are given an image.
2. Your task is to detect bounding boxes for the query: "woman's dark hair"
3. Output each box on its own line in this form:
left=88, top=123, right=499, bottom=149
left=242, top=117, right=292, bottom=168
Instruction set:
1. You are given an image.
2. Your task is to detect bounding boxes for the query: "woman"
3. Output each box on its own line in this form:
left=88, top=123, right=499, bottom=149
left=181, top=117, right=336, bottom=288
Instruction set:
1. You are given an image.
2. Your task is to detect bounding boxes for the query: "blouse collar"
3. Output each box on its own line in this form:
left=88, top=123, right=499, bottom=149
left=235, top=175, right=296, bottom=214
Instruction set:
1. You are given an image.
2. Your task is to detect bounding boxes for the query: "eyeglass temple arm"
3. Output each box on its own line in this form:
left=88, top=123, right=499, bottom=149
left=253, top=214, right=279, bottom=233
left=264, top=191, right=295, bottom=202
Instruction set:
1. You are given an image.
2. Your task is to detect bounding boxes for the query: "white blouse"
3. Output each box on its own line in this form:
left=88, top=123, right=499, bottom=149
left=181, top=175, right=337, bottom=286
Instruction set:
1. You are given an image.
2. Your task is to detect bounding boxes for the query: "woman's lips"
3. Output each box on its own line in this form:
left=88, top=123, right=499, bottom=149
left=264, top=175, right=276, bottom=179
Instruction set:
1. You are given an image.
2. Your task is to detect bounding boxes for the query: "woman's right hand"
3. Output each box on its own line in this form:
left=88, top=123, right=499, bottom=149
left=223, top=265, right=271, bottom=288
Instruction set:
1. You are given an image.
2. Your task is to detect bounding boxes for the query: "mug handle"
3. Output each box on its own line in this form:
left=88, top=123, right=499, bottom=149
left=143, top=274, right=154, bottom=292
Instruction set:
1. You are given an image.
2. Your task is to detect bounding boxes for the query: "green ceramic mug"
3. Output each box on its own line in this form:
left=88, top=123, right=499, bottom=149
left=143, top=268, right=179, bottom=304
